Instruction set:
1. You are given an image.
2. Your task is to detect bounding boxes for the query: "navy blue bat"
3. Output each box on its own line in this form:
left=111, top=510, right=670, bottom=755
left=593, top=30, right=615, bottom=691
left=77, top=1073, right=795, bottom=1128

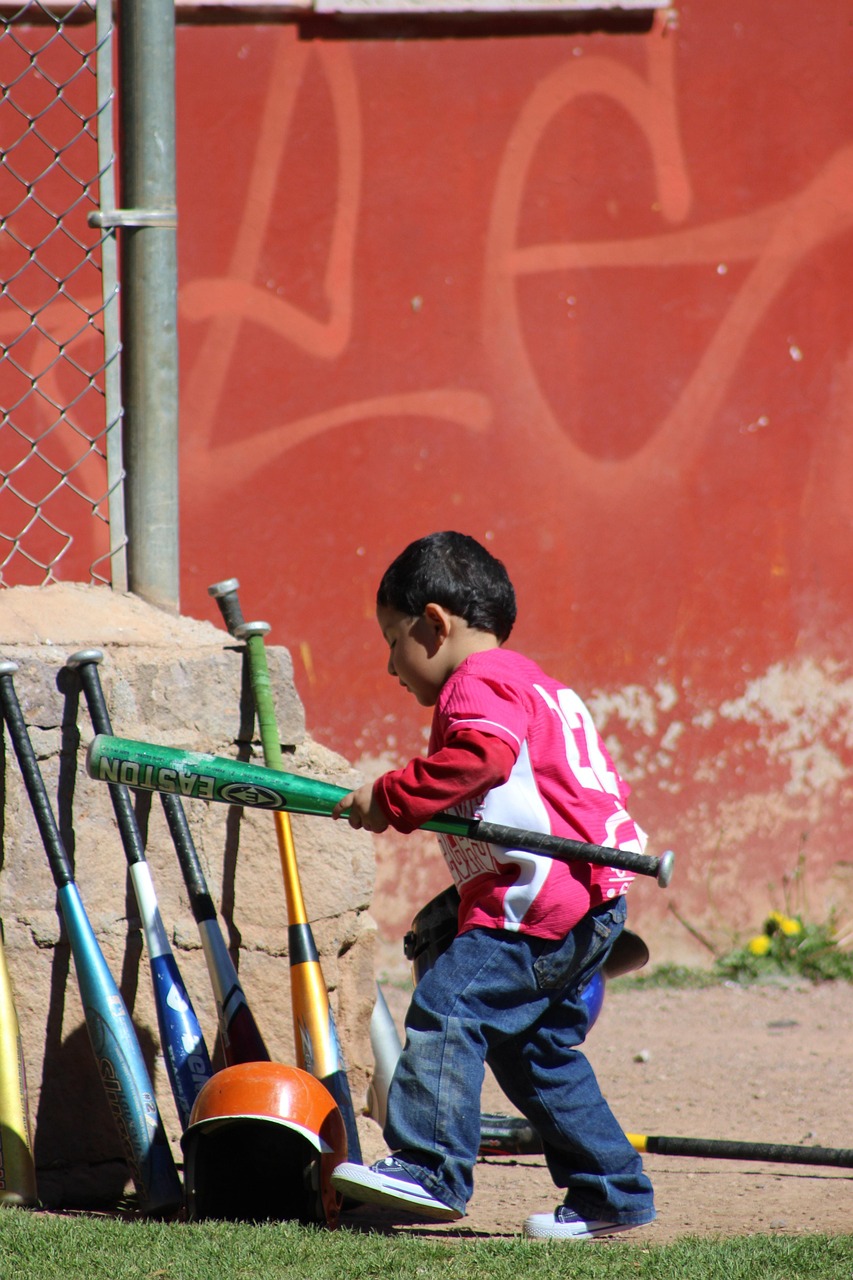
left=0, top=662, right=182, bottom=1217
left=158, top=789, right=271, bottom=1067
left=67, top=650, right=213, bottom=1130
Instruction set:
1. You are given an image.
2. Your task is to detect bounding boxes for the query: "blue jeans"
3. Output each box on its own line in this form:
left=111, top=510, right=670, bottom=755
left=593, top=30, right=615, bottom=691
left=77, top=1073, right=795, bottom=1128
left=384, top=896, right=655, bottom=1223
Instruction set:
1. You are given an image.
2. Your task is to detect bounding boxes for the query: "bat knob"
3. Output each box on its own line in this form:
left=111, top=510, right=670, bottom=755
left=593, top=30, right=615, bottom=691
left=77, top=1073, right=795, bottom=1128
left=656, top=850, right=675, bottom=888
left=235, top=621, right=271, bottom=640
left=0, top=661, right=19, bottom=676
left=66, top=649, right=104, bottom=668
left=208, top=578, right=240, bottom=598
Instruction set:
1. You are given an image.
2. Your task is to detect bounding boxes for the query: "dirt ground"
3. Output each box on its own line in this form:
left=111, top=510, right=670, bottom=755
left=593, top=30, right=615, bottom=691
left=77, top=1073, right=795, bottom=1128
left=347, top=980, right=852, bottom=1242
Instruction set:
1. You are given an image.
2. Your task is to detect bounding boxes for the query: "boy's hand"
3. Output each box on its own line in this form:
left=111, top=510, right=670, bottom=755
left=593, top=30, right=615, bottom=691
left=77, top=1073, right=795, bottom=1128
left=332, top=781, right=390, bottom=832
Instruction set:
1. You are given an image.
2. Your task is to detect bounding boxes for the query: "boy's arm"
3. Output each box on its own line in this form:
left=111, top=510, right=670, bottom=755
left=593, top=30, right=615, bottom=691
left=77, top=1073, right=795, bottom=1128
left=332, top=728, right=516, bottom=834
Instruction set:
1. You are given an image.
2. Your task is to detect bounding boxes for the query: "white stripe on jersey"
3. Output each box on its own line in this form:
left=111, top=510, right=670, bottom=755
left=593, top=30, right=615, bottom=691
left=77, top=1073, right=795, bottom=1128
left=481, top=740, right=552, bottom=931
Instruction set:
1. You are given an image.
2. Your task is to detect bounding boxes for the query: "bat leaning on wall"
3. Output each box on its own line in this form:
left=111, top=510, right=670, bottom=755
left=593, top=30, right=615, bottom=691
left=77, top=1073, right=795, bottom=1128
left=159, top=786, right=270, bottom=1069
left=66, top=655, right=269, bottom=1070
left=0, top=916, right=37, bottom=1206
left=0, top=662, right=182, bottom=1217
left=66, top=649, right=213, bottom=1130
left=207, top=577, right=362, bottom=1163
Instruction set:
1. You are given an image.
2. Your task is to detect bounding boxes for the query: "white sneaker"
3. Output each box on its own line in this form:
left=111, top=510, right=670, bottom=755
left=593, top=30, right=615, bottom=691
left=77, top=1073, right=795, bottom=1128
left=332, top=1158, right=463, bottom=1221
left=524, top=1205, right=649, bottom=1240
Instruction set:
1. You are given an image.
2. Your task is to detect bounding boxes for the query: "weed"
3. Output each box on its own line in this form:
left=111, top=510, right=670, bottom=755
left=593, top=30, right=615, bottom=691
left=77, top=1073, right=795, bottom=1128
left=713, top=910, right=853, bottom=983
left=713, top=854, right=853, bottom=984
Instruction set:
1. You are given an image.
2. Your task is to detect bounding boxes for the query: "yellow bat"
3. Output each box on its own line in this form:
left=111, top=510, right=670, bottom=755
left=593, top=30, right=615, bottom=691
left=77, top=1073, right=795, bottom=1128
left=0, top=920, right=37, bottom=1206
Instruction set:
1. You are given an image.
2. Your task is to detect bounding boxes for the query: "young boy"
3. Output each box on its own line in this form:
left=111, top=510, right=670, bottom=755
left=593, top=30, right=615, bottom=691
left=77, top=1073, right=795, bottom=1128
left=330, top=531, right=655, bottom=1240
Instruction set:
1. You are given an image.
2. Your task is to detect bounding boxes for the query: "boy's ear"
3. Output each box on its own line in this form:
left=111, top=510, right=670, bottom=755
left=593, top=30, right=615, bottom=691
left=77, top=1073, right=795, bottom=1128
left=423, top=602, right=452, bottom=644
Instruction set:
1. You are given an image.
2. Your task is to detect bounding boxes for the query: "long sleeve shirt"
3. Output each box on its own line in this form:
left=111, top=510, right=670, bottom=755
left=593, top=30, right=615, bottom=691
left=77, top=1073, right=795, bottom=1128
left=375, top=648, right=647, bottom=940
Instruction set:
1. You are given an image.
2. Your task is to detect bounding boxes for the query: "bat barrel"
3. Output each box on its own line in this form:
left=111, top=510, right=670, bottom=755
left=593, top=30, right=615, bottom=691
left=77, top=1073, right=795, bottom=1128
left=478, top=1115, right=853, bottom=1168
left=57, top=881, right=183, bottom=1214
left=86, top=734, right=350, bottom=816
left=0, top=922, right=37, bottom=1205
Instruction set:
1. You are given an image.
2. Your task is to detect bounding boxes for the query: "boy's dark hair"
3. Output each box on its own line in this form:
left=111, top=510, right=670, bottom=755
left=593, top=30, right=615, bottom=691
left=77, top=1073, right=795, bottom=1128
left=377, top=531, right=517, bottom=643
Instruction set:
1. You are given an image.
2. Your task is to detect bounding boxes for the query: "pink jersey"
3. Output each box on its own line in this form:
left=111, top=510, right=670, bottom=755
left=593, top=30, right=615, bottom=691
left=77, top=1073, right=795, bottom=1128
left=430, top=648, right=647, bottom=939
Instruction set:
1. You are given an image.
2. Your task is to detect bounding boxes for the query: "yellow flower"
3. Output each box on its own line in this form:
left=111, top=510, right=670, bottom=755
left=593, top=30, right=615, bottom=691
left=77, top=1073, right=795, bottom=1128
left=766, top=911, right=802, bottom=937
left=748, top=935, right=772, bottom=956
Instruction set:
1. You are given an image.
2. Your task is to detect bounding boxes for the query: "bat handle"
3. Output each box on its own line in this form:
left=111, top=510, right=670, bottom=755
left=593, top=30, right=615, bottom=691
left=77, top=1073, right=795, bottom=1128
left=233, top=621, right=285, bottom=772
left=66, top=650, right=150, bottom=868
left=0, top=663, right=73, bottom=888
left=160, top=792, right=214, bottom=913
left=208, top=577, right=245, bottom=637
left=235, top=622, right=312, bottom=927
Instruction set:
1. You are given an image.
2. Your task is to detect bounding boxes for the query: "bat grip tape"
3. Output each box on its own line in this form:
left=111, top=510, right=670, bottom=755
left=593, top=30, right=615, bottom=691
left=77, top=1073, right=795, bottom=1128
left=76, top=662, right=147, bottom=866
left=0, top=675, right=73, bottom=887
left=244, top=634, right=285, bottom=772
left=160, top=792, right=214, bottom=913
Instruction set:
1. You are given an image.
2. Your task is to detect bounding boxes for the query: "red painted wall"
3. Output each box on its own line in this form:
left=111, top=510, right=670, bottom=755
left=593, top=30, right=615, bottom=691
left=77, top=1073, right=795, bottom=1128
left=175, top=2, right=853, bottom=963
left=8, top=3, right=853, bottom=964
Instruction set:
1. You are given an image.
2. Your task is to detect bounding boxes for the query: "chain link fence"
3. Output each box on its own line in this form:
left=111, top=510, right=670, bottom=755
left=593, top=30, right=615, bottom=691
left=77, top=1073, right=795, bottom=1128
left=0, top=0, right=126, bottom=590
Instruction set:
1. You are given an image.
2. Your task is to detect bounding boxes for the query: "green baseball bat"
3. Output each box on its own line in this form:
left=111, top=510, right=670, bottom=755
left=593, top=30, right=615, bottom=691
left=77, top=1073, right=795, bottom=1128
left=207, top=580, right=362, bottom=1163
left=85, top=735, right=674, bottom=887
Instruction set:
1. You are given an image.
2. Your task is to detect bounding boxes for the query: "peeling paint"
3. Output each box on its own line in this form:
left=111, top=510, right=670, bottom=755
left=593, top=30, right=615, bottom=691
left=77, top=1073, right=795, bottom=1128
left=585, top=660, right=853, bottom=801
left=718, top=659, right=853, bottom=796
left=587, top=681, right=679, bottom=739
left=660, top=720, right=685, bottom=753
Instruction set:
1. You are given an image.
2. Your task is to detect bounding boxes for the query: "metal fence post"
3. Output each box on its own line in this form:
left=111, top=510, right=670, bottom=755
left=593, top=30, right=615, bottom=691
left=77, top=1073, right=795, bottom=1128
left=118, top=0, right=180, bottom=613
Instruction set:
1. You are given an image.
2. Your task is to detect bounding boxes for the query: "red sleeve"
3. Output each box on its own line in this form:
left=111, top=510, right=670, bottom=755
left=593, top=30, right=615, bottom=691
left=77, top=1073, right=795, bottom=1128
left=374, top=728, right=517, bottom=834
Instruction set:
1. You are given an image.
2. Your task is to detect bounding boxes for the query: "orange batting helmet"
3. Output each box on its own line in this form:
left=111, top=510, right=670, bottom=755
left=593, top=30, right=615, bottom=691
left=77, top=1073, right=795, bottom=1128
left=181, top=1062, right=347, bottom=1226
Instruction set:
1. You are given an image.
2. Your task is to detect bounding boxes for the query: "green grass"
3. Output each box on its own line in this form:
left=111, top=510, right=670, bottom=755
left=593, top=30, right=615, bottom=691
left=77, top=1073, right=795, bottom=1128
left=0, top=1212, right=850, bottom=1280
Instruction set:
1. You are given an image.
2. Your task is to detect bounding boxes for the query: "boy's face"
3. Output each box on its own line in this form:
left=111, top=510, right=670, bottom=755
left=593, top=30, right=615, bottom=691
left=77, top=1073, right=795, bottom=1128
left=377, top=604, right=453, bottom=707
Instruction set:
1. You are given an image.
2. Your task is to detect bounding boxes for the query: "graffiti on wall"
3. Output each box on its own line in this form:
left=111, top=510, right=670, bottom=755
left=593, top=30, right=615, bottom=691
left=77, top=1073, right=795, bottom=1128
left=121, top=8, right=853, bottom=947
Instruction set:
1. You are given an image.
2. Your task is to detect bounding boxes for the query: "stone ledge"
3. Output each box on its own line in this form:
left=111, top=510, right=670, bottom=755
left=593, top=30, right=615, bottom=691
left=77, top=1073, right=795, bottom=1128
left=0, top=583, right=226, bottom=648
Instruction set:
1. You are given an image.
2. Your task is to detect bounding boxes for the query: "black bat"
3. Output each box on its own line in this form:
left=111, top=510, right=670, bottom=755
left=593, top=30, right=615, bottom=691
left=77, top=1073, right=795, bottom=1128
left=66, top=649, right=213, bottom=1130
left=478, top=1112, right=853, bottom=1168
left=0, top=661, right=182, bottom=1216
